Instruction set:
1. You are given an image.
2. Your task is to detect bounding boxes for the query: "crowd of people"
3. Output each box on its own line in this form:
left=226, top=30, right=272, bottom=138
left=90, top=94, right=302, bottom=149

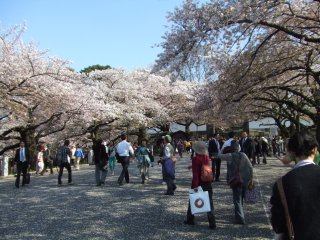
left=11, top=130, right=320, bottom=238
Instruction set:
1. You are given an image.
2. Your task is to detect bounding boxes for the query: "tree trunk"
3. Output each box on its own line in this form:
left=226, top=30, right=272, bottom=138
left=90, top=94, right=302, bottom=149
left=316, top=112, right=320, bottom=145
left=22, top=128, right=37, bottom=169
left=137, top=127, right=146, bottom=144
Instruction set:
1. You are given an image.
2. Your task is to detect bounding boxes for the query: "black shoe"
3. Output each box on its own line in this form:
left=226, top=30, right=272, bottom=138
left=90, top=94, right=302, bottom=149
left=96, top=183, right=101, bottom=186
left=209, top=224, right=217, bottom=229
left=164, top=192, right=174, bottom=195
left=233, top=220, right=246, bottom=225
left=215, top=179, right=220, bottom=182
left=184, top=220, right=195, bottom=225
left=15, top=184, right=19, bottom=188
left=173, top=185, right=177, bottom=191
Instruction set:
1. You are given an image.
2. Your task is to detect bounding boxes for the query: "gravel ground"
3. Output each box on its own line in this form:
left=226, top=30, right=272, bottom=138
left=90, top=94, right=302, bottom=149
left=0, top=153, right=293, bottom=240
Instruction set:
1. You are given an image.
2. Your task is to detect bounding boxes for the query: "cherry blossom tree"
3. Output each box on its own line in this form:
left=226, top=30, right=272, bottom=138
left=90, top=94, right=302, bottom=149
left=0, top=24, right=83, bottom=156
left=0, top=23, right=199, bottom=157
left=82, top=68, right=197, bottom=142
left=154, top=0, right=320, bottom=141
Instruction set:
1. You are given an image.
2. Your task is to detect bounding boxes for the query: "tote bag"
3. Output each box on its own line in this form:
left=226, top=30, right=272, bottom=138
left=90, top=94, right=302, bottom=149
left=189, top=187, right=211, bottom=214
left=245, top=188, right=258, bottom=204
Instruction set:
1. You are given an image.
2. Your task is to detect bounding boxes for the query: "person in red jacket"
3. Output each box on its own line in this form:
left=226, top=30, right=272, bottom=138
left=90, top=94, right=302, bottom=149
left=184, top=141, right=217, bottom=229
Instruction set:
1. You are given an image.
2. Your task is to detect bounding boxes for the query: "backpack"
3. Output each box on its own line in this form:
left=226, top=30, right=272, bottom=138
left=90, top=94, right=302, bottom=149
left=201, top=164, right=214, bottom=182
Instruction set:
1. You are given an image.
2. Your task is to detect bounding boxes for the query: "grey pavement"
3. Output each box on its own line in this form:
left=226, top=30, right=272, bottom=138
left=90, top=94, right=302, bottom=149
left=0, top=154, right=292, bottom=240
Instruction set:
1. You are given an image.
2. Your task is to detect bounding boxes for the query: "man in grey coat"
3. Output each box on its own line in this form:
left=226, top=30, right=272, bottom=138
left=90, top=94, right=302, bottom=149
left=218, top=140, right=253, bottom=225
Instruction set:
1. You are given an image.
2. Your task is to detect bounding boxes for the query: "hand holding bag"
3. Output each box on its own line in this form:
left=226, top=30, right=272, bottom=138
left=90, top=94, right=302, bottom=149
left=25, top=168, right=31, bottom=184
left=189, top=186, right=211, bottom=214
left=245, top=188, right=258, bottom=204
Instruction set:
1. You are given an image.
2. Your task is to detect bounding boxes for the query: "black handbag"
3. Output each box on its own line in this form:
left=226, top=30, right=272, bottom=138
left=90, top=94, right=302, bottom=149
left=115, top=152, right=122, bottom=163
left=25, top=169, right=31, bottom=184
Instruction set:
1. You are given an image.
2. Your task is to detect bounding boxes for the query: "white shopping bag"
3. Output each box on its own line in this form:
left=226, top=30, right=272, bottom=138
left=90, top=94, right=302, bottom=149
left=189, top=187, right=211, bottom=214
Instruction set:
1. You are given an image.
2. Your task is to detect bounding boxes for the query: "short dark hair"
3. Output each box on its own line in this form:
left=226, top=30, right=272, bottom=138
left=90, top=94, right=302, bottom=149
left=140, top=138, right=148, bottom=144
left=121, top=133, right=127, bottom=140
left=228, top=131, right=235, bottom=139
left=287, top=132, right=318, bottom=158
left=64, top=140, right=70, bottom=146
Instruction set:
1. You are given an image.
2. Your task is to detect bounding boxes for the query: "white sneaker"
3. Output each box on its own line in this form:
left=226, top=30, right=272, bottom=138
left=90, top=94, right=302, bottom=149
left=162, top=181, right=166, bottom=185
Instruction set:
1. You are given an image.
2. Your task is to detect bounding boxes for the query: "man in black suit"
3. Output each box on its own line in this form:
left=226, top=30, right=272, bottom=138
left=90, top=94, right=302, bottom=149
left=270, top=132, right=320, bottom=239
left=14, top=141, right=30, bottom=188
left=239, top=132, right=255, bottom=165
left=208, top=133, right=221, bottom=181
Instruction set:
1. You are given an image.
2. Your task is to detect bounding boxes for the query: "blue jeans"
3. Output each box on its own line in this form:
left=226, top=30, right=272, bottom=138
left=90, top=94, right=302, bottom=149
left=232, top=186, right=246, bottom=223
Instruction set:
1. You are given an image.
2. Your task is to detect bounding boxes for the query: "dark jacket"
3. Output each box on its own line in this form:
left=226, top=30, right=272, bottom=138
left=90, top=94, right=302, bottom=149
left=270, top=164, right=320, bottom=240
left=208, top=139, right=219, bottom=158
left=240, top=137, right=255, bottom=159
left=14, top=147, right=31, bottom=164
left=92, top=144, right=108, bottom=165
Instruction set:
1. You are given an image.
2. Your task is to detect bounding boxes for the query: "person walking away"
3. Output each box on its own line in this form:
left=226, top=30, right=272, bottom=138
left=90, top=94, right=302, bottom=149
left=70, top=144, right=76, bottom=167
left=14, top=141, right=31, bottom=188
left=270, top=132, right=320, bottom=239
left=277, top=136, right=283, bottom=157
left=253, top=137, right=262, bottom=164
left=108, top=141, right=117, bottom=175
left=74, top=144, right=85, bottom=170
left=40, top=143, right=54, bottom=175
left=116, top=133, right=134, bottom=185
left=220, top=132, right=236, bottom=153
left=93, top=139, right=109, bottom=186
left=261, top=137, right=268, bottom=164
left=218, top=140, right=253, bottom=225
left=158, top=139, right=166, bottom=185
left=208, top=133, right=221, bottom=181
left=56, top=140, right=72, bottom=186
left=184, top=141, right=217, bottom=229
left=135, top=139, right=152, bottom=184
left=159, top=135, right=176, bottom=195
left=185, top=140, right=192, bottom=153
left=177, top=139, right=184, bottom=158
left=272, top=137, right=278, bottom=157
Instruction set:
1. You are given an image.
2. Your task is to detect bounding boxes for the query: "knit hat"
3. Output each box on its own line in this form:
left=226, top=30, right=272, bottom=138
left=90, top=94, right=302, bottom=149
left=192, top=141, right=208, bottom=155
